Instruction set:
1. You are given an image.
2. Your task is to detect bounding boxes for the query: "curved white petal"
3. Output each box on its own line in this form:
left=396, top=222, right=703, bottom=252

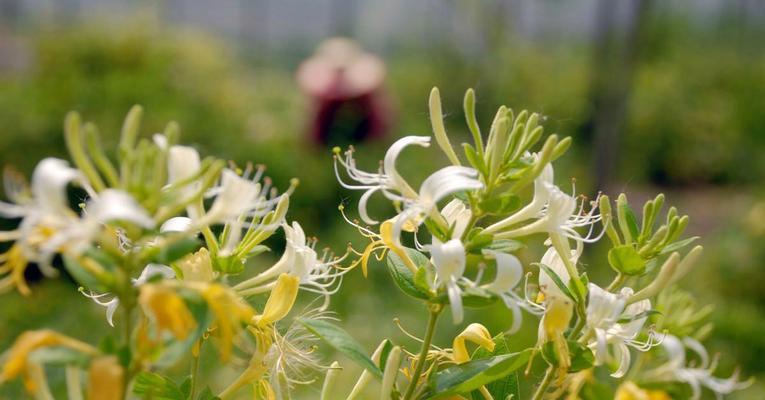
left=484, top=251, right=523, bottom=294
left=31, top=158, right=83, bottom=213
left=430, top=239, right=466, bottom=286
left=133, top=263, right=175, bottom=286
left=447, top=279, right=464, bottom=324
left=160, top=216, right=193, bottom=233
left=86, top=189, right=155, bottom=228
left=383, top=136, right=430, bottom=192
left=167, top=145, right=201, bottom=184
left=610, top=342, right=632, bottom=378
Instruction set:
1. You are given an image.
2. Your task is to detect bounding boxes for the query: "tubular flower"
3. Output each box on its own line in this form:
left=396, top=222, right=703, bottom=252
left=585, top=283, right=658, bottom=378
left=138, top=284, right=197, bottom=341
left=334, top=136, right=431, bottom=224
left=176, top=247, right=215, bottom=282
left=389, top=165, right=483, bottom=247
left=451, top=323, right=495, bottom=364
left=537, top=246, right=575, bottom=302
left=195, top=282, right=255, bottom=361
left=539, top=293, right=574, bottom=372
left=427, top=238, right=467, bottom=324
left=482, top=250, right=541, bottom=333
left=642, top=335, right=751, bottom=400
left=254, top=273, right=300, bottom=328
left=235, top=222, right=347, bottom=306
left=87, top=356, right=124, bottom=400
left=441, top=199, right=472, bottom=240
left=0, top=158, right=91, bottom=289
left=0, top=329, right=98, bottom=394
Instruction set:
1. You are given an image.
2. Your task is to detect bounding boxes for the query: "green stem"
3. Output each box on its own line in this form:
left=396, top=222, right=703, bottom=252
left=532, top=366, right=555, bottom=400
left=190, top=343, right=202, bottom=399
left=606, top=273, right=625, bottom=292
left=402, top=305, right=442, bottom=400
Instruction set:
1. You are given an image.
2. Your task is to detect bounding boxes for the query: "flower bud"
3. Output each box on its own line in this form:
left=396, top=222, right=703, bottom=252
left=452, top=323, right=495, bottom=363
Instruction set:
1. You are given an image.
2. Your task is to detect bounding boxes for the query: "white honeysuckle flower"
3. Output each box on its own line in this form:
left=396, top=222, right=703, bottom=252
left=334, top=136, right=430, bottom=224
left=160, top=216, right=193, bottom=233
left=0, top=158, right=93, bottom=276
left=85, top=189, right=155, bottom=229
left=83, top=263, right=175, bottom=327
left=427, top=238, right=467, bottom=324
left=234, top=222, right=347, bottom=308
left=585, top=283, right=657, bottom=378
left=482, top=250, right=541, bottom=333
left=538, top=246, right=574, bottom=300
left=390, top=166, right=482, bottom=246
left=441, top=199, right=472, bottom=240
left=167, top=145, right=201, bottom=186
left=643, top=335, right=751, bottom=400
left=196, top=167, right=290, bottom=256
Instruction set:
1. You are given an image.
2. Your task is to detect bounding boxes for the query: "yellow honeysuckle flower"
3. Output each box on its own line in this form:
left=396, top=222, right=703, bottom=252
left=197, top=282, right=255, bottom=361
left=0, top=329, right=98, bottom=394
left=139, top=284, right=197, bottom=340
left=351, top=219, right=417, bottom=277
left=538, top=294, right=574, bottom=372
left=0, top=244, right=30, bottom=296
left=177, top=247, right=214, bottom=282
left=254, top=273, right=299, bottom=328
left=452, top=323, right=495, bottom=364
left=615, top=382, right=671, bottom=400
left=87, top=356, right=123, bottom=400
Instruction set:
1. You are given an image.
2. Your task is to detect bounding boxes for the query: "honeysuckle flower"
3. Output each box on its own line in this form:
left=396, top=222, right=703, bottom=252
left=87, top=356, right=124, bottom=400
left=585, top=283, right=657, bottom=378
left=441, top=199, right=472, bottom=240
left=451, top=323, right=495, bottom=364
left=0, top=158, right=91, bottom=290
left=615, top=382, right=671, bottom=400
left=538, top=246, right=574, bottom=301
left=390, top=165, right=482, bottom=247
left=176, top=247, right=214, bottom=282
left=160, top=216, right=193, bottom=233
left=194, top=282, right=255, bottom=361
left=537, top=293, right=574, bottom=372
left=138, top=284, right=197, bottom=340
left=253, top=273, right=300, bottom=328
left=482, top=250, right=541, bottom=333
left=334, top=136, right=431, bottom=224
left=427, top=238, right=467, bottom=324
left=642, top=335, right=751, bottom=400
left=234, top=222, right=347, bottom=306
left=0, top=329, right=99, bottom=395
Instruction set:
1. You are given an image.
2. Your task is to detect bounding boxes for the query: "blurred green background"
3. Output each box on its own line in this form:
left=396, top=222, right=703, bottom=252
left=0, top=1, right=764, bottom=398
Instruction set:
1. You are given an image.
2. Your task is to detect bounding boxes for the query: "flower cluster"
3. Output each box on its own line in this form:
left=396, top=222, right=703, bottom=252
left=333, top=88, right=751, bottom=399
left=0, top=107, right=347, bottom=399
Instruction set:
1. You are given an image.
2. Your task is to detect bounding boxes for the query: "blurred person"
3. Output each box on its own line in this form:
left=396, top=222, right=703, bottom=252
left=296, top=37, right=390, bottom=146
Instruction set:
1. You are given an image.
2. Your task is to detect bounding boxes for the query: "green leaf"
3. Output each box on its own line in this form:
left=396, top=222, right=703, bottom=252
left=541, top=340, right=594, bottom=373
left=465, top=230, right=494, bottom=254
left=147, top=237, right=202, bottom=265
left=378, top=339, right=394, bottom=371
left=470, top=333, right=520, bottom=400
left=538, top=263, right=576, bottom=302
left=133, top=372, right=185, bottom=400
left=658, top=236, right=699, bottom=255
left=297, top=317, right=382, bottom=379
left=426, top=349, right=531, bottom=398
left=478, top=194, right=520, bottom=215
left=196, top=388, right=220, bottom=400
left=386, top=248, right=432, bottom=300
left=608, top=245, right=646, bottom=275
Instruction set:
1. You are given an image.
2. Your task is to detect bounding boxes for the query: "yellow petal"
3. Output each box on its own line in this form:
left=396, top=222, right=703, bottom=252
left=255, top=273, right=299, bottom=327
left=0, top=330, right=98, bottom=389
left=139, top=284, right=196, bottom=340
left=177, top=247, right=214, bottom=282
left=452, top=323, right=495, bottom=364
left=198, top=283, right=255, bottom=361
left=380, top=221, right=417, bottom=273
left=616, top=382, right=672, bottom=400
left=0, top=244, right=30, bottom=296
left=87, top=356, right=123, bottom=400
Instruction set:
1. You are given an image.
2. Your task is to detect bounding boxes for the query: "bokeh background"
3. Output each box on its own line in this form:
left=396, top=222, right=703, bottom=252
left=1, top=0, right=764, bottom=398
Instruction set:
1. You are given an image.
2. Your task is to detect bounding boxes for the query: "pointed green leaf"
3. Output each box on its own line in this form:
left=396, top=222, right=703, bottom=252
left=426, top=349, right=531, bottom=398
left=297, top=318, right=382, bottom=379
